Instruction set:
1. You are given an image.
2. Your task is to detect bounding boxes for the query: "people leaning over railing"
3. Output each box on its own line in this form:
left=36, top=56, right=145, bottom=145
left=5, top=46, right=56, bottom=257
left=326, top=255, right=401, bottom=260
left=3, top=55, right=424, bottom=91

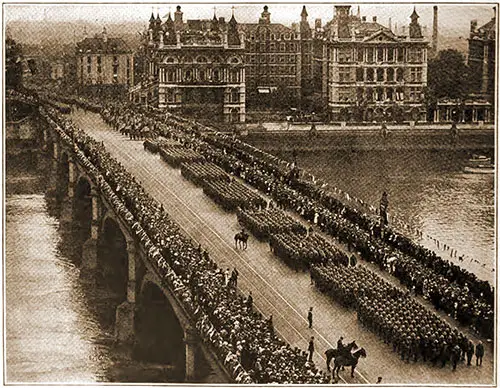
left=38, top=103, right=329, bottom=384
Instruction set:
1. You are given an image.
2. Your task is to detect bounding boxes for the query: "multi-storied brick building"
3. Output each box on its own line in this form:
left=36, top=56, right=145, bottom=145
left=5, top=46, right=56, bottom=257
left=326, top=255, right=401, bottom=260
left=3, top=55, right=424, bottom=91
left=318, top=5, right=429, bottom=122
left=76, top=28, right=134, bottom=87
left=240, top=6, right=314, bottom=106
left=133, top=5, right=430, bottom=123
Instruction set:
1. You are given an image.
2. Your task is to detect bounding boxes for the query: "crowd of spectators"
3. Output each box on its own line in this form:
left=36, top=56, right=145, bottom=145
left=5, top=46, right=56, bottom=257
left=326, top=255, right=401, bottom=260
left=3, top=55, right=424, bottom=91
left=95, top=98, right=493, bottom=340
left=38, top=101, right=329, bottom=384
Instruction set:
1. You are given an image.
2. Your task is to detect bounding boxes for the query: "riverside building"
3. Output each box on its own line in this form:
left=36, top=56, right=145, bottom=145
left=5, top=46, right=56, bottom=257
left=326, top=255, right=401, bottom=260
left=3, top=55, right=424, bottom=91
left=76, top=28, right=134, bottom=88
left=318, top=5, right=429, bottom=122
left=131, top=7, right=246, bottom=123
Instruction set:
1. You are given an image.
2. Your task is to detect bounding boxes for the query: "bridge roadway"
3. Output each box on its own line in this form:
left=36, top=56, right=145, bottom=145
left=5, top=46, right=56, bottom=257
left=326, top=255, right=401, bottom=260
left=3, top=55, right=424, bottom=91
left=70, top=109, right=494, bottom=385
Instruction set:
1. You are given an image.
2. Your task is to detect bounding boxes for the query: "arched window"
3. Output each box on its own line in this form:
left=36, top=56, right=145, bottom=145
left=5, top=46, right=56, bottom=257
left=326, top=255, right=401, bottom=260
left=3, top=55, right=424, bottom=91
left=386, top=68, right=394, bottom=82
left=199, top=69, right=206, bottom=81
left=165, top=56, right=175, bottom=63
left=396, top=68, right=404, bottom=82
left=213, top=69, right=220, bottom=81
left=185, top=69, right=192, bottom=81
left=230, top=69, right=239, bottom=83
left=167, top=71, right=175, bottom=82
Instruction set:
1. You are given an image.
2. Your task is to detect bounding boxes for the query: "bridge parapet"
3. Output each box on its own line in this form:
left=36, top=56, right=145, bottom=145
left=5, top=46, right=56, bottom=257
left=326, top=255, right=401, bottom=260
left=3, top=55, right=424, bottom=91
left=36, top=104, right=234, bottom=383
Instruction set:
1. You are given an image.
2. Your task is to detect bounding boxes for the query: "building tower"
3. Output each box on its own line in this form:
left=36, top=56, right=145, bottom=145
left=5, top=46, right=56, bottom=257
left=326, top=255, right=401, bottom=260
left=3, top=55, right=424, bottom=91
left=409, top=7, right=423, bottom=38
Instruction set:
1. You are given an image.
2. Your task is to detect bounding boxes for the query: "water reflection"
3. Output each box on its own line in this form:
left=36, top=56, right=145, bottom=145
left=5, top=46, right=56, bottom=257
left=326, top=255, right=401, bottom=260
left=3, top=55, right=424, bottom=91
left=5, top=155, right=175, bottom=383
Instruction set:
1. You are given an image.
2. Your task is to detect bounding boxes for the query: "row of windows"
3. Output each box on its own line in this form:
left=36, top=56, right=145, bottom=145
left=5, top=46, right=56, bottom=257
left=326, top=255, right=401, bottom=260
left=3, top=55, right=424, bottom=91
left=335, top=67, right=423, bottom=83
left=247, top=42, right=299, bottom=52
left=248, top=54, right=298, bottom=64
left=159, top=68, right=241, bottom=83
left=247, top=66, right=296, bottom=76
left=82, top=55, right=120, bottom=64
left=248, top=32, right=298, bottom=41
left=163, top=88, right=241, bottom=104
left=164, top=55, right=241, bottom=64
left=335, top=47, right=424, bottom=64
left=334, top=86, right=423, bottom=103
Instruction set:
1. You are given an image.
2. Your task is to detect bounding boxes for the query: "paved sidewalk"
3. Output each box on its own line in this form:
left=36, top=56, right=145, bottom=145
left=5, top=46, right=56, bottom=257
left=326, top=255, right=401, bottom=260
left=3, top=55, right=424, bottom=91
left=71, top=110, right=494, bottom=385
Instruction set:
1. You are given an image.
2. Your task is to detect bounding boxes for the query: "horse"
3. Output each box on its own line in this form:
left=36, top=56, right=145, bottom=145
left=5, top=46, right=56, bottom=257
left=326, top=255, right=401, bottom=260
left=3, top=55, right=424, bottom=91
left=332, top=347, right=367, bottom=379
left=325, top=341, right=358, bottom=371
left=234, top=231, right=249, bottom=250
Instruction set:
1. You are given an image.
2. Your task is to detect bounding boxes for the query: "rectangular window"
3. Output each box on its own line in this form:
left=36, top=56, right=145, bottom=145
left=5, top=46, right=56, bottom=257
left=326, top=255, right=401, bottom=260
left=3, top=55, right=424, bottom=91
left=270, top=42, right=276, bottom=51
left=408, top=48, right=422, bottom=63
left=338, top=48, right=352, bottom=63
left=269, top=55, right=276, bottom=63
left=397, top=47, right=405, bottom=62
left=377, top=47, right=384, bottom=62
left=387, top=48, right=394, bottom=62
left=409, top=87, right=420, bottom=101
left=260, top=43, right=266, bottom=52
left=339, top=68, right=351, bottom=83
left=357, top=48, right=364, bottom=62
left=409, top=67, right=422, bottom=82
left=87, top=56, right=91, bottom=64
left=280, top=43, right=286, bottom=52
left=366, top=48, right=374, bottom=63
left=356, top=67, right=364, bottom=82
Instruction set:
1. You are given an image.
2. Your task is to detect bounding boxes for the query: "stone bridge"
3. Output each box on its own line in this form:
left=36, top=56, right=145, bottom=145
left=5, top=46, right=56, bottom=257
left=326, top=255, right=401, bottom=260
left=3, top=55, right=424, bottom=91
left=9, top=95, right=231, bottom=383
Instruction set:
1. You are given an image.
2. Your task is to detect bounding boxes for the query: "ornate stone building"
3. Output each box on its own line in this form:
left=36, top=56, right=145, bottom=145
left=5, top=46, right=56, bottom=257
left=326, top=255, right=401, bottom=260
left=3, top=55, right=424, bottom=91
left=76, top=28, right=134, bottom=87
left=131, top=7, right=246, bottom=122
left=318, top=6, right=429, bottom=122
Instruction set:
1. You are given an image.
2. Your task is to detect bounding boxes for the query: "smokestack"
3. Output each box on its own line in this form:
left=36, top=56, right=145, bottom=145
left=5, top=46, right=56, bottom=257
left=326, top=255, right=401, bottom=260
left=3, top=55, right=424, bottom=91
left=431, top=5, right=438, bottom=58
left=388, top=17, right=392, bottom=31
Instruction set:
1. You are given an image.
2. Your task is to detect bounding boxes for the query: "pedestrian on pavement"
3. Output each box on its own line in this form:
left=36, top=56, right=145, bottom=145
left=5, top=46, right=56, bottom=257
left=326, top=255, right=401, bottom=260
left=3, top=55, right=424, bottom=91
left=476, top=341, right=484, bottom=366
left=376, top=377, right=383, bottom=384
left=451, top=344, right=461, bottom=371
left=308, top=336, right=315, bottom=362
left=246, top=291, right=253, bottom=310
left=307, top=307, right=313, bottom=329
left=466, top=340, right=475, bottom=366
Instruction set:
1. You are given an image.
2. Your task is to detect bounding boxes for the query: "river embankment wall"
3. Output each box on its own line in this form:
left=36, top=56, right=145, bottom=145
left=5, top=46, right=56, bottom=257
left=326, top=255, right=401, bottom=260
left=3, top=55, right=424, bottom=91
left=243, top=128, right=495, bottom=152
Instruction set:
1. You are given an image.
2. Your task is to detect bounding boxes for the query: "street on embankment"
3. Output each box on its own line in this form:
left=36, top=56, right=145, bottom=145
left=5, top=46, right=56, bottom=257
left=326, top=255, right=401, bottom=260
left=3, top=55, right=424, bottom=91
left=70, top=109, right=494, bottom=385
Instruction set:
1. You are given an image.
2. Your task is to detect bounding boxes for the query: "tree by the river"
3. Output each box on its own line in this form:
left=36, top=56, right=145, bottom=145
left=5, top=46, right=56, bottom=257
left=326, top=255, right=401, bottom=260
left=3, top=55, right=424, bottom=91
left=427, top=49, right=471, bottom=100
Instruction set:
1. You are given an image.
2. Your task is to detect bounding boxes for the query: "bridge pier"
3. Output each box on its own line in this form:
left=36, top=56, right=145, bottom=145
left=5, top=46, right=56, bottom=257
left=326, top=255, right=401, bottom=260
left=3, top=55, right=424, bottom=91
left=81, top=188, right=100, bottom=276
left=184, top=327, right=199, bottom=382
left=115, top=239, right=137, bottom=344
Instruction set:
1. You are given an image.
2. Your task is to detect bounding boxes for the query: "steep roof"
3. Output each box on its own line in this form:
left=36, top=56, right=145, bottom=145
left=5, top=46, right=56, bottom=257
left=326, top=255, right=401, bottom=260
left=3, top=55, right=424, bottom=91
left=76, top=36, right=131, bottom=54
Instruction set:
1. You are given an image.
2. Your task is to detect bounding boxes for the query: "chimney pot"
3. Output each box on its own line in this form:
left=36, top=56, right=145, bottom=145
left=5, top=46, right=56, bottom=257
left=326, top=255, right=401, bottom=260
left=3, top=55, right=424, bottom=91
left=373, top=16, right=377, bottom=22
left=362, top=16, right=366, bottom=22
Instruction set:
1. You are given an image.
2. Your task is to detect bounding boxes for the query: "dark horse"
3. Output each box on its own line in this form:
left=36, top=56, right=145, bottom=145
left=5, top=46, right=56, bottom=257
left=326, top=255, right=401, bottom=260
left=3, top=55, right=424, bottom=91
left=332, top=347, right=367, bottom=379
left=325, top=341, right=358, bottom=371
left=234, top=231, right=249, bottom=250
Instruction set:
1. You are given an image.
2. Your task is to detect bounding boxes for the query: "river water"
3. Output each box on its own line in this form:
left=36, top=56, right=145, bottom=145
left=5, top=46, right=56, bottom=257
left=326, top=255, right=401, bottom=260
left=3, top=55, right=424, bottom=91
left=292, top=149, right=495, bottom=282
left=5, top=156, right=176, bottom=383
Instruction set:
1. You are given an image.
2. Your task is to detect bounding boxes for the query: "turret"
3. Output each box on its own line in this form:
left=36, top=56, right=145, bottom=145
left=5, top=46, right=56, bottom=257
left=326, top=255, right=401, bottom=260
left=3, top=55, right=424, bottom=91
left=228, top=8, right=240, bottom=46
left=300, top=6, right=311, bottom=39
left=174, top=5, right=183, bottom=27
left=409, top=7, right=423, bottom=38
left=335, top=5, right=351, bottom=38
left=259, top=5, right=271, bottom=24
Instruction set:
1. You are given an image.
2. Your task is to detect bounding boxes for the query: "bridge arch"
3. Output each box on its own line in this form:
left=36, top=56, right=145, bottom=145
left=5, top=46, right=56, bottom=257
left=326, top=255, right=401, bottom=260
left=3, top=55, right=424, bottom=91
left=136, top=278, right=186, bottom=379
left=98, top=214, right=130, bottom=298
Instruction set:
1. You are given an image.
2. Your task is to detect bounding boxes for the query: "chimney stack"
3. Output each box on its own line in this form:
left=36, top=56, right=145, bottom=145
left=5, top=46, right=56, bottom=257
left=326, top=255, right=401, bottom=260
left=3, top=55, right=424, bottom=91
left=372, top=16, right=377, bottom=22
left=431, top=6, right=438, bottom=58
